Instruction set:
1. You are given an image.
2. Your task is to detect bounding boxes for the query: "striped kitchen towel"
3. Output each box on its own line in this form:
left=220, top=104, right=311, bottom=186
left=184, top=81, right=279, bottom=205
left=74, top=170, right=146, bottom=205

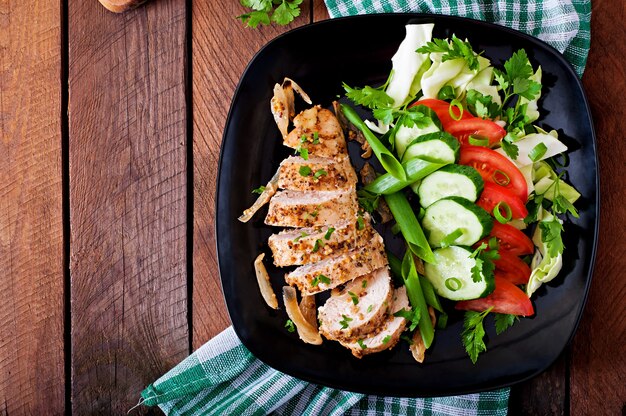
left=140, top=326, right=509, bottom=415
left=325, top=0, right=591, bottom=77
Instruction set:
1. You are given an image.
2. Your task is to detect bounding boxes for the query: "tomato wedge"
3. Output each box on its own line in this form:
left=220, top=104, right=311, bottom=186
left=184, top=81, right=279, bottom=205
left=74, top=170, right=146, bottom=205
left=446, top=118, right=506, bottom=147
left=411, top=98, right=471, bottom=129
left=494, top=251, right=531, bottom=285
left=460, top=146, right=528, bottom=202
left=476, top=182, right=529, bottom=220
left=456, top=275, right=534, bottom=316
left=481, top=222, right=534, bottom=256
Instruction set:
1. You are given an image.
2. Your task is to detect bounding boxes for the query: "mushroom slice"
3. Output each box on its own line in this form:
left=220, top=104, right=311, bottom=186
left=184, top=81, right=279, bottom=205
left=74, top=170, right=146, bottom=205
left=283, top=286, right=322, bottom=345
left=270, top=78, right=312, bottom=139
left=238, top=170, right=279, bottom=223
left=299, top=295, right=317, bottom=327
left=254, top=253, right=278, bottom=309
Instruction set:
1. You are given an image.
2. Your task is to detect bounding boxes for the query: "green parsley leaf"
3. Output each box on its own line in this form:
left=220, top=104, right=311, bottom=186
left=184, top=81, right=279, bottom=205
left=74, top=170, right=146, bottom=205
left=469, top=242, right=499, bottom=283
left=298, top=147, right=309, bottom=160
left=357, top=339, right=367, bottom=349
left=372, top=107, right=396, bottom=125
left=237, top=10, right=271, bottom=28
left=312, top=131, right=320, bottom=144
left=311, top=239, right=324, bottom=253
left=524, top=192, right=544, bottom=224
left=540, top=217, right=564, bottom=257
left=309, top=210, right=318, bottom=218
left=311, top=273, right=331, bottom=287
left=417, top=35, right=480, bottom=71
left=356, top=215, right=366, bottom=231
left=299, top=166, right=311, bottom=176
left=339, top=314, right=353, bottom=329
left=437, top=85, right=456, bottom=101
left=284, top=319, right=295, bottom=333
left=494, top=313, right=517, bottom=335
left=251, top=185, right=266, bottom=194
left=271, top=0, right=302, bottom=25
left=466, top=89, right=501, bottom=119
left=324, top=227, right=335, bottom=240
left=357, top=190, right=379, bottom=214
left=382, top=335, right=392, bottom=344
left=314, top=169, right=327, bottom=179
left=343, top=82, right=394, bottom=110
left=461, top=308, right=492, bottom=364
left=362, top=279, right=368, bottom=289
left=348, top=291, right=359, bottom=305
left=366, top=304, right=373, bottom=313
left=293, top=232, right=309, bottom=243
left=393, top=307, right=421, bottom=332
left=501, top=133, right=520, bottom=160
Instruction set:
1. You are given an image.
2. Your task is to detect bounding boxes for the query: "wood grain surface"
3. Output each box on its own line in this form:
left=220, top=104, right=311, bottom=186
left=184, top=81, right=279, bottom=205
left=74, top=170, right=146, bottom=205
left=68, top=0, right=188, bottom=413
left=190, top=1, right=311, bottom=348
left=572, top=0, right=626, bottom=414
left=0, top=1, right=65, bottom=414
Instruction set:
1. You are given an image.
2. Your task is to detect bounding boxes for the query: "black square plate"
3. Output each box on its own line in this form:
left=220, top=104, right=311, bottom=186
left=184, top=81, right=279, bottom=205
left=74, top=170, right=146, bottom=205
left=215, top=14, right=598, bottom=397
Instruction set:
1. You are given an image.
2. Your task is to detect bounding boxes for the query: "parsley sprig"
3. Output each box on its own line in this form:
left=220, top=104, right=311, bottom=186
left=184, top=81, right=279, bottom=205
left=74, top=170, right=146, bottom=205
left=469, top=239, right=500, bottom=284
left=417, top=35, right=480, bottom=71
left=462, top=308, right=493, bottom=364
left=237, top=0, right=303, bottom=28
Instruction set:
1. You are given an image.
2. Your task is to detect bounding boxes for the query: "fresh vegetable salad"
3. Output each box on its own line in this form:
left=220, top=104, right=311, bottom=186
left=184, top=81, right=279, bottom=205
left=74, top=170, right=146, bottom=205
left=342, top=23, right=580, bottom=363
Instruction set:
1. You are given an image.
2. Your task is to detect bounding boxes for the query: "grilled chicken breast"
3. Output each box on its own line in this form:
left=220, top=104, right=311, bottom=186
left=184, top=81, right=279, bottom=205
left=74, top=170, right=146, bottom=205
left=285, top=233, right=388, bottom=296
left=284, top=106, right=347, bottom=157
left=277, top=155, right=358, bottom=192
left=268, top=215, right=374, bottom=267
left=265, top=188, right=358, bottom=228
left=340, top=285, right=410, bottom=358
left=318, top=267, right=393, bottom=341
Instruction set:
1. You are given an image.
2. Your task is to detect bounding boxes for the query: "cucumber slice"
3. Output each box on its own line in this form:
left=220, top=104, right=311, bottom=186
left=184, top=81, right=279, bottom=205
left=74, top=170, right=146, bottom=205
left=424, top=246, right=495, bottom=300
left=401, top=132, right=460, bottom=164
left=418, top=164, right=484, bottom=207
left=395, top=122, right=440, bottom=158
left=422, top=196, right=493, bottom=247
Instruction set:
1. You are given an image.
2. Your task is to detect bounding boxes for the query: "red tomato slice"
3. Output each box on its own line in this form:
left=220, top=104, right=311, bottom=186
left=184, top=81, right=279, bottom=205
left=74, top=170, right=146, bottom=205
left=411, top=98, right=471, bottom=129
left=460, top=146, right=528, bottom=202
left=494, top=251, right=531, bottom=285
left=476, top=182, right=529, bottom=220
left=446, top=118, right=506, bottom=147
left=456, top=275, right=534, bottom=316
left=481, top=222, right=534, bottom=256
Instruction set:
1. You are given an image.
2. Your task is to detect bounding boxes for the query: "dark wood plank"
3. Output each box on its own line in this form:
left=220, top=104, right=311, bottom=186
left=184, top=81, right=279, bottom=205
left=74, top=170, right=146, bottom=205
left=191, top=1, right=311, bottom=348
left=0, top=1, right=65, bottom=414
left=571, top=0, right=626, bottom=414
left=313, top=0, right=330, bottom=22
left=68, top=0, right=188, bottom=412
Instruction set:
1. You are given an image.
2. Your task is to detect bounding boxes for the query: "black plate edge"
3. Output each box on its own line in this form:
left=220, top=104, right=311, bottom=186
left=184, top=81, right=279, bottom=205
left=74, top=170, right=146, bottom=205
left=213, top=13, right=600, bottom=397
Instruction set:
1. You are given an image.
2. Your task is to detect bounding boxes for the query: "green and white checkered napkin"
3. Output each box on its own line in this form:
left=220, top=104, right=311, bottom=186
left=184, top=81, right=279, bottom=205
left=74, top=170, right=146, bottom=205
left=141, top=327, right=509, bottom=415
left=141, top=2, right=592, bottom=414
left=325, top=0, right=591, bottom=77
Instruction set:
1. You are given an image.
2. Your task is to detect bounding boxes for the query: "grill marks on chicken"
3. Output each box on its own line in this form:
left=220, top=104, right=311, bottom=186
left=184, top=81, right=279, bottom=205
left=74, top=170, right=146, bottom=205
left=284, top=106, right=347, bottom=157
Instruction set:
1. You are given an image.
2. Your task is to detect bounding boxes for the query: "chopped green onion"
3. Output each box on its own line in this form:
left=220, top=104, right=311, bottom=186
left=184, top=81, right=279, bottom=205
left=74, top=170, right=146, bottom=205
left=299, top=166, right=311, bottom=176
left=401, top=250, right=434, bottom=348
left=314, top=169, right=327, bottom=179
left=529, top=142, right=548, bottom=162
left=437, top=312, right=448, bottom=329
left=252, top=186, right=266, bottom=194
left=441, top=228, right=464, bottom=248
left=357, top=339, right=367, bottom=349
left=298, top=147, right=309, bottom=160
left=356, top=215, right=365, bottom=230
left=493, top=169, right=511, bottom=186
left=285, top=319, right=295, bottom=333
left=312, top=131, right=320, bottom=144
left=311, top=239, right=323, bottom=253
left=293, top=231, right=309, bottom=242
left=311, top=274, right=331, bottom=287
left=324, top=227, right=335, bottom=240
left=340, top=104, right=407, bottom=181
left=385, top=192, right=435, bottom=264
left=348, top=291, right=359, bottom=305
left=445, top=277, right=462, bottom=291
left=309, top=210, right=318, bottom=218
left=339, top=314, right=352, bottom=329
left=449, top=99, right=464, bottom=121
left=468, top=135, right=490, bottom=147
left=382, top=335, right=391, bottom=344
left=493, top=201, right=512, bottom=224
left=299, top=134, right=308, bottom=144
left=367, top=304, right=373, bottom=313
left=362, top=279, right=368, bottom=289
left=419, top=277, right=444, bottom=313
left=364, top=155, right=446, bottom=195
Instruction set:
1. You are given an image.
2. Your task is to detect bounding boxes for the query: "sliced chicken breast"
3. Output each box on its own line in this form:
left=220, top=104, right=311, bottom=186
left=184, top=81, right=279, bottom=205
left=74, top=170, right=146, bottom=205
left=277, top=155, right=358, bottom=192
left=341, top=285, right=410, bottom=358
left=284, top=106, right=347, bottom=157
left=285, top=233, right=388, bottom=296
left=268, top=215, right=374, bottom=267
left=265, top=188, right=358, bottom=228
left=318, top=268, right=393, bottom=341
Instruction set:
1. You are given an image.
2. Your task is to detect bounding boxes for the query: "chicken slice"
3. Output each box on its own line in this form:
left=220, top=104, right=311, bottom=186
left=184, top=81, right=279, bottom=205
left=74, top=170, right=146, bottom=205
left=277, top=155, right=357, bottom=192
left=265, top=188, right=358, bottom=228
left=340, top=286, right=410, bottom=358
left=285, top=233, right=388, bottom=296
left=284, top=106, right=347, bottom=157
left=318, top=268, right=393, bottom=342
left=268, top=215, right=374, bottom=267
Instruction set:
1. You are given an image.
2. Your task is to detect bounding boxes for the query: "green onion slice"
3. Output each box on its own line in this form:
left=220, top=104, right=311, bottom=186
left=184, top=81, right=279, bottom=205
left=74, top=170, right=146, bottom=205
left=441, top=228, right=464, bottom=247
left=529, top=142, right=548, bottom=162
left=468, top=135, right=489, bottom=147
left=445, top=277, right=462, bottom=291
left=385, top=192, right=435, bottom=264
left=299, top=166, right=312, bottom=176
left=493, top=169, right=511, bottom=186
left=324, top=227, right=335, bottom=240
left=449, top=99, right=464, bottom=121
left=493, top=201, right=512, bottom=224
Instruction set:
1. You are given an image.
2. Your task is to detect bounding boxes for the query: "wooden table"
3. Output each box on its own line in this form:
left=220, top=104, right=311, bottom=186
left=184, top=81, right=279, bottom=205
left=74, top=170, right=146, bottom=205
left=1, top=0, right=624, bottom=414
